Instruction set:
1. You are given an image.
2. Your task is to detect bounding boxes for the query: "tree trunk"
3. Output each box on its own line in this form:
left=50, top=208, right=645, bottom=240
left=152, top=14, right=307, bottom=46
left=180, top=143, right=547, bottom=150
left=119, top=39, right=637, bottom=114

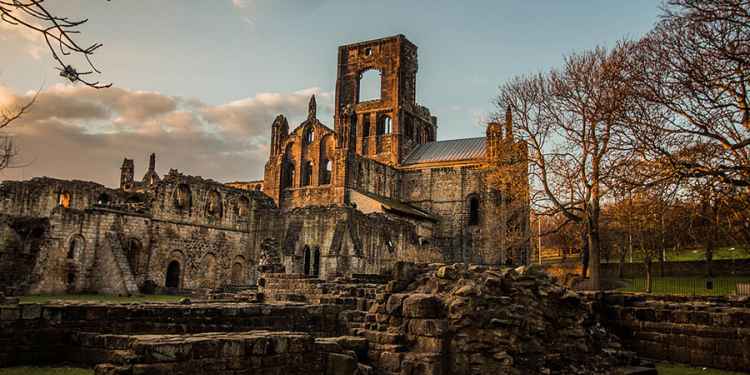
left=618, top=244, right=626, bottom=279
left=645, top=255, right=653, bottom=293
left=581, top=229, right=590, bottom=279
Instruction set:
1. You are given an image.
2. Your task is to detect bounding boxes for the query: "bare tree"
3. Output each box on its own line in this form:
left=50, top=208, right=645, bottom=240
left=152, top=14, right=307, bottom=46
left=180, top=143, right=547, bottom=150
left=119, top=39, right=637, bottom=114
left=0, top=0, right=111, bottom=89
left=626, top=0, right=750, bottom=188
left=0, top=0, right=110, bottom=171
left=495, top=45, right=633, bottom=290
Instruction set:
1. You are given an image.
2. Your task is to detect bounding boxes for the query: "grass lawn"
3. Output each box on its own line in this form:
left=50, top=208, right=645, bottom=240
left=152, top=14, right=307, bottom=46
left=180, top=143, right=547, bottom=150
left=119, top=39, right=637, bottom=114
left=0, top=368, right=92, bottom=375
left=17, top=294, right=183, bottom=304
left=605, top=246, right=750, bottom=263
left=617, top=276, right=750, bottom=296
left=668, top=246, right=749, bottom=262
left=657, top=363, right=749, bottom=375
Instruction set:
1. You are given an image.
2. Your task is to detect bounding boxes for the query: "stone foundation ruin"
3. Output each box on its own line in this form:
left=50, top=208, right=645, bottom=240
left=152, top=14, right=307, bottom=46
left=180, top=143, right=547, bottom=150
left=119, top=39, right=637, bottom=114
left=0, top=263, right=680, bottom=374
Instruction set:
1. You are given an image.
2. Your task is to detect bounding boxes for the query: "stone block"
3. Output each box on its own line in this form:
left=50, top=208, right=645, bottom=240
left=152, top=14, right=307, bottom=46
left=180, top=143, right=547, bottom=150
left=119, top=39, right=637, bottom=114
left=326, top=352, right=357, bottom=375
left=0, top=307, right=20, bottom=321
left=407, top=319, right=448, bottom=337
left=20, top=304, right=41, bottom=320
left=403, top=294, right=444, bottom=319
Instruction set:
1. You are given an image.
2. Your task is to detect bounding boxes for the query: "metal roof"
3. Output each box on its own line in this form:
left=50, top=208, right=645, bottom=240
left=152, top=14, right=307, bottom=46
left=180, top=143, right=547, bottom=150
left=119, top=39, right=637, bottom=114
left=401, top=137, right=486, bottom=165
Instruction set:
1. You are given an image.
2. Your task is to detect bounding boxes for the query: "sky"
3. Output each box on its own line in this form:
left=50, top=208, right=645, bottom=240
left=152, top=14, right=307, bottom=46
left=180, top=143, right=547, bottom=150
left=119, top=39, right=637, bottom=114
left=0, top=0, right=661, bottom=187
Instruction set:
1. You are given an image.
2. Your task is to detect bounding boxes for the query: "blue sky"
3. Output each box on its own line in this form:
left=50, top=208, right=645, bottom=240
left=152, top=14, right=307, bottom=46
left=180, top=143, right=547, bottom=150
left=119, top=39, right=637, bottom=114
left=0, top=0, right=661, bottom=185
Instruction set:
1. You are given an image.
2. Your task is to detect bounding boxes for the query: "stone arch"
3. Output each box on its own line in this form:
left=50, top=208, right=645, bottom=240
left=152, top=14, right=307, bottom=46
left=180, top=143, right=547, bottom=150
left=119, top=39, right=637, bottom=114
left=174, top=184, right=192, bottom=210
left=467, top=193, right=480, bottom=226
left=67, top=234, right=85, bottom=259
left=358, top=68, right=381, bottom=102
left=206, top=189, right=223, bottom=217
left=165, top=260, right=181, bottom=289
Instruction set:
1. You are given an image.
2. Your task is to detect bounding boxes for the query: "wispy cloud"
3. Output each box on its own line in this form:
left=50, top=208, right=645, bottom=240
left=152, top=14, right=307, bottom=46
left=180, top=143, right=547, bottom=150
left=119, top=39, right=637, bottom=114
left=0, top=84, right=332, bottom=186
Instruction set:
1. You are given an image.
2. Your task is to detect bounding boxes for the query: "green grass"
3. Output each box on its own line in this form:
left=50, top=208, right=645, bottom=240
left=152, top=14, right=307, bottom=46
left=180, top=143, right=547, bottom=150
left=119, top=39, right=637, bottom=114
left=17, top=294, right=183, bottom=304
left=617, top=276, right=750, bottom=296
left=0, top=367, right=92, bottom=375
left=668, top=246, right=749, bottom=262
left=604, top=246, right=750, bottom=263
left=656, top=363, right=749, bottom=375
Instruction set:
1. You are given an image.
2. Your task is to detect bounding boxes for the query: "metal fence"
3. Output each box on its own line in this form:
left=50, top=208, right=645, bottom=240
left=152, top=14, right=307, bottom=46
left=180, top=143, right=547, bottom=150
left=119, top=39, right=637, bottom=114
left=620, top=277, right=750, bottom=296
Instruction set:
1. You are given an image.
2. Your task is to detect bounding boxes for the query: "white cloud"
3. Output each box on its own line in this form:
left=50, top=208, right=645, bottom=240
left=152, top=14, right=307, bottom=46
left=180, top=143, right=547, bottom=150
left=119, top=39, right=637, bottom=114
left=0, top=84, right=332, bottom=186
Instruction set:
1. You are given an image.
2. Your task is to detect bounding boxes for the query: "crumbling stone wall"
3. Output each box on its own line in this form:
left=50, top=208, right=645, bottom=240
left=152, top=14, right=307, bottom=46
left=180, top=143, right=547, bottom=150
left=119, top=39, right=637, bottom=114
left=596, top=293, right=750, bottom=372
left=0, top=302, right=346, bottom=368
left=0, top=215, right=48, bottom=294
left=358, top=263, right=633, bottom=375
left=0, top=177, right=129, bottom=217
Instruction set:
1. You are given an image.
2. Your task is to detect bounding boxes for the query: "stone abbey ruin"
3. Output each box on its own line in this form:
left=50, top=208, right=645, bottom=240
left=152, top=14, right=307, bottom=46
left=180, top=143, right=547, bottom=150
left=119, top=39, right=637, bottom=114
left=1, top=35, right=749, bottom=374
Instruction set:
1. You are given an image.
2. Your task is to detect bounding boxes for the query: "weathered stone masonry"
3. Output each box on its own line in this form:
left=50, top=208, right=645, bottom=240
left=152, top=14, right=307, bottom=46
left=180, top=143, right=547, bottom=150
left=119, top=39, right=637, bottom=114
left=0, top=34, right=529, bottom=296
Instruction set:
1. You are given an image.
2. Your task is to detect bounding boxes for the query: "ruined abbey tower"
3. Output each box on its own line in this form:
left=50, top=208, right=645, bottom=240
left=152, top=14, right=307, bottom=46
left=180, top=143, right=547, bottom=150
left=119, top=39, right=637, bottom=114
left=0, top=35, right=529, bottom=295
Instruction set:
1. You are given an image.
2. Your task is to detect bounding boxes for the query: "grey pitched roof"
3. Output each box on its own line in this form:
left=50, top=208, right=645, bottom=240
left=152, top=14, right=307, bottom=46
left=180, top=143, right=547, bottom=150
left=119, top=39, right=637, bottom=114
left=401, top=137, right=486, bottom=165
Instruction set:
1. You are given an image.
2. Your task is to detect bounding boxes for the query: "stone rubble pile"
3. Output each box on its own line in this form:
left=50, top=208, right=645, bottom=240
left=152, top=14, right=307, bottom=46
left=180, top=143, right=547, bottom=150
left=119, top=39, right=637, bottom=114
left=357, top=262, right=638, bottom=375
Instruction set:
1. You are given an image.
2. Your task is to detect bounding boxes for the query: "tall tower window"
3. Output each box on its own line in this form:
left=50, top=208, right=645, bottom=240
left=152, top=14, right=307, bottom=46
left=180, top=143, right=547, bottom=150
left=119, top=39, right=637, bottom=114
left=358, top=69, right=381, bottom=102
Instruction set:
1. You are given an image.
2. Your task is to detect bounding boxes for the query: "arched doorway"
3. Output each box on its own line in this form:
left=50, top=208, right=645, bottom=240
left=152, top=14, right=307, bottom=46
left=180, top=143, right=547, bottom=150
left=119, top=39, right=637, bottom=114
left=303, top=245, right=311, bottom=276
left=312, top=247, right=321, bottom=278
left=165, top=261, right=181, bottom=288
left=231, top=262, right=245, bottom=285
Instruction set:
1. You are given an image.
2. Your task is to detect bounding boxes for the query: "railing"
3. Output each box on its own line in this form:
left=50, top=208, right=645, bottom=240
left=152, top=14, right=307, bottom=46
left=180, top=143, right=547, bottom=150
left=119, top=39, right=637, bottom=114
left=619, top=277, right=750, bottom=296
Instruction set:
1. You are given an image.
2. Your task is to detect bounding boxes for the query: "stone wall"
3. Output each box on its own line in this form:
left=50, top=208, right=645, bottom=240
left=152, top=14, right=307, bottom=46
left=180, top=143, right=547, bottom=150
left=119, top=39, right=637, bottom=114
left=90, top=331, right=370, bottom=375
left=0, top=216, right=48, bottom=294
left=595, top=293, right=750, bottom=372
left=0, top=302, right=345, bottom=368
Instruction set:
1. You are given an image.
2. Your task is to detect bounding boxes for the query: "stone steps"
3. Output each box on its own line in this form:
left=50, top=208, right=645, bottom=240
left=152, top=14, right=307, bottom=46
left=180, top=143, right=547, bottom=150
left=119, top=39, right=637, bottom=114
left=106, top=232, right=139, bottom=295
